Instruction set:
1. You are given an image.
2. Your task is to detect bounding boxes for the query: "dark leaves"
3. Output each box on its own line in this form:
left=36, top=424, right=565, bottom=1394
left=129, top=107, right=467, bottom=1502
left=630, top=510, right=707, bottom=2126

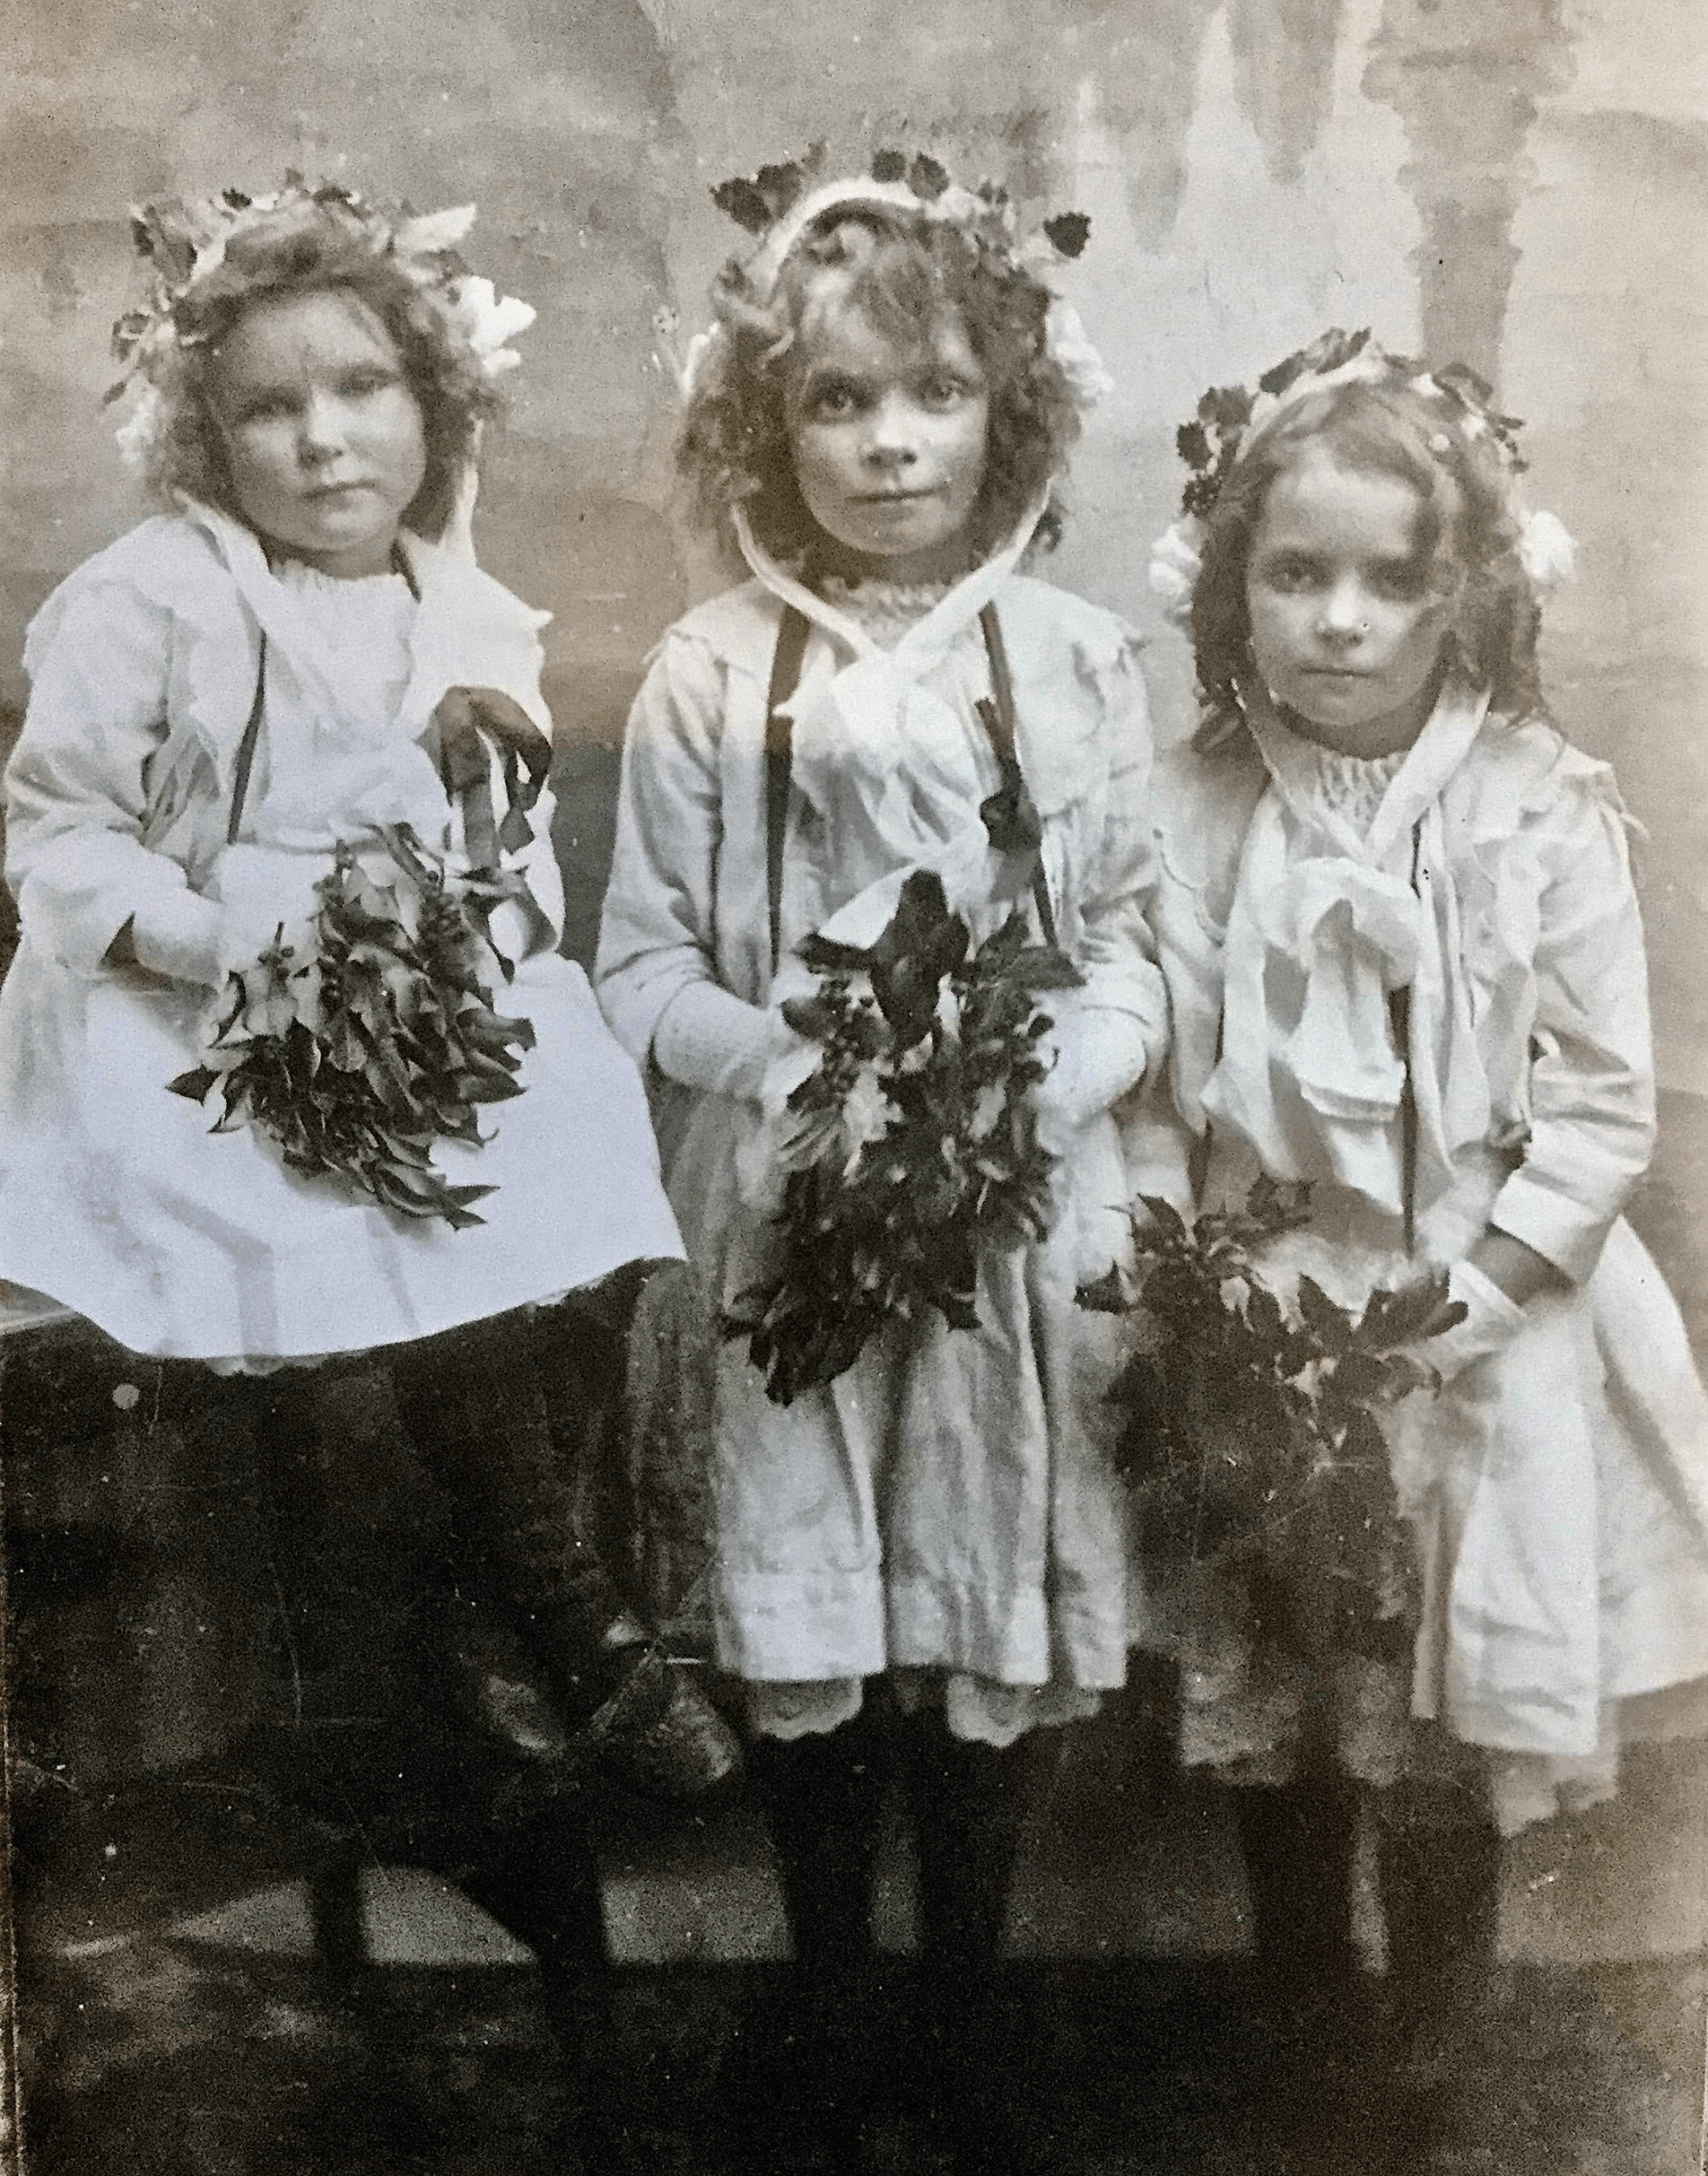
left=728, top=876, right=1076, bottom=1406
left=170, top=831, right=535, bottom=1229
left=870, top=149, right=908, bottom=184
left=166, top=1065, right=220, bottom=1103
left=709, top=177, right=773, bottom=236
left=1089, top=1178, right=1426, bottom=1660
left=711, top=148, right=824, bottom=233
left=1042, top=212, right=1091, bottom=260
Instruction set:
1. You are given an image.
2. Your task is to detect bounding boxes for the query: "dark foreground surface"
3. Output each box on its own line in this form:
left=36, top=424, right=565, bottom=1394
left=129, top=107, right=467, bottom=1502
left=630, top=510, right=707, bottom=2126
left=18, top=1931, right=1704, bottom=2176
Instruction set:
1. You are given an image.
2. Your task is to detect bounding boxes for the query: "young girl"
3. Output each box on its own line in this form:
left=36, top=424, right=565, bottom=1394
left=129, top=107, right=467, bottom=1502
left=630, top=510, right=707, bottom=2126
left=596, top=156, right=1164, bottom=2166
left=1139, top=330, right=1708, bottom=2140
left=0, top=178, right=736, bottom=1799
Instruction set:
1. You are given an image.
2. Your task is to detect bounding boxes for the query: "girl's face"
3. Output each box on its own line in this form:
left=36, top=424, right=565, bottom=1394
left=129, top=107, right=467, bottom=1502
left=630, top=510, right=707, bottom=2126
left=784, top=293, right=989, bottom=583
left=210, top=288, right=428, bottom=578
left=1245, top=444, right=1454, bottom=757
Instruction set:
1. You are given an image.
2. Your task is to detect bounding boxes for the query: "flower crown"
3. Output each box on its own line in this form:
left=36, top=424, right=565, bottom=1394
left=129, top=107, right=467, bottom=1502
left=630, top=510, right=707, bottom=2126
left=657, top=147, right=1113, bottom=415
left=1148, top=328, right=1575, bottom=623
left=108, top=173, right=535, bottom=472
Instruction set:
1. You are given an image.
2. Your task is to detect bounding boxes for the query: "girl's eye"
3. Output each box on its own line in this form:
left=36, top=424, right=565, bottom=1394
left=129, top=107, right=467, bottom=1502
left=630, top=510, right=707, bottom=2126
left=341, top=367, right=399, bottom=399
left=920, top=375, right=970, bottom=410
left=1370, top=561, right=1429, bottom=600
left=1259, top=555, right=1322, bottom=594
left=233, top=393, right=295, bottom=426
left=805, top=379, right=864, bottom=421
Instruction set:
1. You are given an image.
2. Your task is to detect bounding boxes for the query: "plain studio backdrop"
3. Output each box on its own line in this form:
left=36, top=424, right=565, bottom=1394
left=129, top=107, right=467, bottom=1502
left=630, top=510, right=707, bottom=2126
left=1, top=0, right=1704, bottom=2164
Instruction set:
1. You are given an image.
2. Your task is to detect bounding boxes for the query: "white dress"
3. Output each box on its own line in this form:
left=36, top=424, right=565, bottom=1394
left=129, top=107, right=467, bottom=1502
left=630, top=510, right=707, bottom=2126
left=1133, top=681, right=1708, bottom=1831
left=0, top=504, right=681, bottom=1364
left=597, top=532, right=1166, bottom=1744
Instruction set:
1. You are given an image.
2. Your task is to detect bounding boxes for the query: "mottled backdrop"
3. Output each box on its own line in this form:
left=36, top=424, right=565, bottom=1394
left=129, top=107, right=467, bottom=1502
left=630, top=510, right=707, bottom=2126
left=6, top=0, right=1696, bottom=1088
left=4, top=0, right=1704, bottom=1090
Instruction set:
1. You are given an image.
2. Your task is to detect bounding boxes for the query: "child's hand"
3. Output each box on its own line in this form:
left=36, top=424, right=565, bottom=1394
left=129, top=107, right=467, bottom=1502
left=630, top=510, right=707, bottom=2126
left=116, top=892, right=224, bottom=988
left=1419, top=1257, right=1528, bottom=1384
left=1033, top=997, right=1149, bottom=1148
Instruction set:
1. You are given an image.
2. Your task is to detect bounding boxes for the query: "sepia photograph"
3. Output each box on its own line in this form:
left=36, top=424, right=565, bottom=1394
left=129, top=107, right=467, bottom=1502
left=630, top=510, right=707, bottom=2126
left=2, top=2, right=1704, bottom=2170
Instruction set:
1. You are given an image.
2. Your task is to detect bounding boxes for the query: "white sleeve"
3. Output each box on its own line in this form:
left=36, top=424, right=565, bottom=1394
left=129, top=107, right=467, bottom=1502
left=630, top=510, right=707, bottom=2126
left=595, top=628, right=741, bottom=1074
left=1061, top=631, right=1167, bottom=1108
left=6, top=579, right=220, bottom=977
left=1489, top=772, right=1656, bottom=1285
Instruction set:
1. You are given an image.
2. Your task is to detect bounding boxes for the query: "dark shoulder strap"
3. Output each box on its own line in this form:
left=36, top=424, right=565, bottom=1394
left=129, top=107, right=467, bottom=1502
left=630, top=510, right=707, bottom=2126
left=764, top=605, right=811, bottom=971
left=226, top=632, right=268, bottom=846
left=1386, top=816, right=1425, bottom=1253
left=975, top=603, right=1058, bottom=948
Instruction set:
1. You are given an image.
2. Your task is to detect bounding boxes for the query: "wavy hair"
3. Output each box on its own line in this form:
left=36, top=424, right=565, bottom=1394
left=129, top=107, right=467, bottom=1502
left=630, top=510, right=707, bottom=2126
left=135, top=200, right=498, bottom=543
left=679, top=203, right=1080, bottom=568
left=1189, top=377, right=1544, bottom=746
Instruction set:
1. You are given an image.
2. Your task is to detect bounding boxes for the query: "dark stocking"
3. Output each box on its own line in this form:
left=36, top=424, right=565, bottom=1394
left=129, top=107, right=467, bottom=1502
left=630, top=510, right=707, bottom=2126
left=1233, top=1765, right=1361, bottom=2000
left=239, top=1365, right=362, bottom=1684
left=1376, top=1809, right=1503, bottom=2046
left=747, top=1705, right=890, bottom=1971
left=724, top=1709, right=892, bottom=2169
left=898, top=1709, right=1042, bottom=1972
left=388, top=1304, right=647, bottom=1730
left=898, top=1712, right=1059, bottom=2173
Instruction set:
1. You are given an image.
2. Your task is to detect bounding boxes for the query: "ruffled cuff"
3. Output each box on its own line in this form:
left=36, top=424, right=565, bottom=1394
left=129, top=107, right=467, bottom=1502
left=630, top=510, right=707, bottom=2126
left=128, top=889, right=223, bottom=987
left=1035, top=1001, right=1153, bottom=1139
left=652, top=981, right=773, bottom=1101
left=1424, top=1258, right=1528, bottom=1383
left=1488, top=1171, right=1614, bottom=1288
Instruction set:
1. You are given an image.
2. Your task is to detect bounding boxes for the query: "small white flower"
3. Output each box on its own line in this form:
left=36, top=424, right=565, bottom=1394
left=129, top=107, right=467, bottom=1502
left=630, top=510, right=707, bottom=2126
left=841, top=1064, right=896, bottom=1175
left=677, top=327, right=718, bottom=401
left=1148, top=515, right=1204, bottom=623
left=395, top=204, right=479, bottom=256
left=447, top=275, right=536, bottom=378
left=1045, top=297, right=1115, bottom=414
left=114, top=380, right=165, bottom=473
left=1518, top=507, right=1575, bottom=592
left=968, top=1078, right=1006, bottom=1142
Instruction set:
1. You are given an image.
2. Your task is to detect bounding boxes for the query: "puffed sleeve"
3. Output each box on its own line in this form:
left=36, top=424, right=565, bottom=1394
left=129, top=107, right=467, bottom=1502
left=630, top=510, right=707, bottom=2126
left=1488, top=767, right=1656, bottom=1285
left=6, top=578, right=221, bottom=979
left=1048, top=630, right=1168, bottom=1123
left=595, top=627, right=770, bottom=1096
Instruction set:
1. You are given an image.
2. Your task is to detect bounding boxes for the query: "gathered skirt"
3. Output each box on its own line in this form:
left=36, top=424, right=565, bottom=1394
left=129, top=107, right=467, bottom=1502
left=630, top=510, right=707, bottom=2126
left=0, top=939, right=682, bottom=1361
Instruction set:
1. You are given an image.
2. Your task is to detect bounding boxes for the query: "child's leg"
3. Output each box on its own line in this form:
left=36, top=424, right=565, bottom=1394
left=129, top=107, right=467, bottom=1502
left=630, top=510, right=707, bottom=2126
left=1231, top=1760, right=1361, bottom=2009
left=722, top=1705, right=891, bottom=2170
left=748, top=1703, right=890, bottom=1971
left=1373, top=1782, right=1503, bottom=2052
left=898, top=1707, right=1043, bottom=1971
left=898, top=1709, right=1061, bottom=2174
left=388, top=1303, right=654, bottom=1731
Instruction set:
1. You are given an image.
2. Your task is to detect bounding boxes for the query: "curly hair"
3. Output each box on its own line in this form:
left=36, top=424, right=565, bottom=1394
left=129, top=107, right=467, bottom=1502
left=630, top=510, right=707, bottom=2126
left=135, top=199, right=498, bottom=543
left=678, top=203, right=1081, bottom=568
left=1189, top=377, right=1544, bottom=746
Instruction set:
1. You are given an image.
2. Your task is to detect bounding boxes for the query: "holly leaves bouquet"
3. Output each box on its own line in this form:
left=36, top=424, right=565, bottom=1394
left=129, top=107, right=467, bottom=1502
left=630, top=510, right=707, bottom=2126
left=169, top=824, right=535, bottom=1228
left=1079, top=1177, right=1465, bottom=1658
left=726, top=869, right=1082, bottom=1406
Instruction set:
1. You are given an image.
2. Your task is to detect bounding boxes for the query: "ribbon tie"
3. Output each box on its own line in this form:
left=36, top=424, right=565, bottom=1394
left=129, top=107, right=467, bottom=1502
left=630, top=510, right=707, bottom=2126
left=1270, top=859, right=1422, bottom=1124
left=426, top=684, right=553, bottom=866
left=1203, top=679, right=1494, bottom=1221
left=732, top=497, right=1050, bottom=949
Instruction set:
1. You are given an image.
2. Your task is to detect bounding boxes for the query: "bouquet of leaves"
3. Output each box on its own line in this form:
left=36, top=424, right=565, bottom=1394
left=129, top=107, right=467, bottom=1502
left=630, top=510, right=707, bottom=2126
left=725, top=869, right=1081, bottom=1406
left=169, top=824, right=535, bottom=1229
left=1079, top=1177, right=1465, bottom=1659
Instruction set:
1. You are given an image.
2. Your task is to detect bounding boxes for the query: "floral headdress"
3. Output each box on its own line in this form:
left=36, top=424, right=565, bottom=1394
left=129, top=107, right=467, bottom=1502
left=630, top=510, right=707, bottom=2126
left=108, top=173, right=535, bottom=474
left=658, top=146, right=1114, bottom=416
left=1147, top=327, right=1575, bottom=626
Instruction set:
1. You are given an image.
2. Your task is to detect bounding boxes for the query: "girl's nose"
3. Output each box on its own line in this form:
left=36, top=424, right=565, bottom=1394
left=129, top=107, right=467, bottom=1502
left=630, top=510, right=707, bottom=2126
left=1316, top=578, right=1367, bottom=643
left=296, top=391, right=349, bottom=463
left=863, top=395, right=919, bottom=469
